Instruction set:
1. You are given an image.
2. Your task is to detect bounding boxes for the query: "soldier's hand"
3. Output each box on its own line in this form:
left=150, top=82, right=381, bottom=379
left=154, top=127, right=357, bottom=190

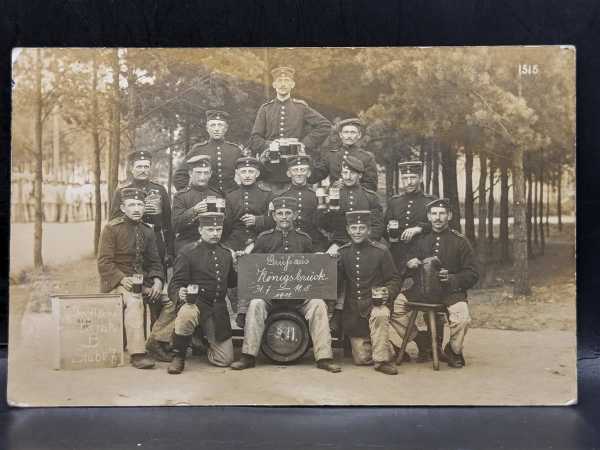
left=406, top=258, right=422, bottom=269
left=120, top=277, right=134, bottom=291
left=179, top=287, right=188, bottom=303
left=268, top=141, right=280, bottom=152
left=241, top=214, right=256, bottom=227
left=193, top=200, right=208, bottom=214
left=331, top=179, right=343, bottom=189
left=438, top=269, right=450, bottom=283
left=326, top=243, right=340, bottom=258
left=235, top=313, right=246, bottom=329
left=401, top=226, right=423, bottom=242
left=298, top=142, right=307, bottom=155
left=148, top=278, right=163, bottom=301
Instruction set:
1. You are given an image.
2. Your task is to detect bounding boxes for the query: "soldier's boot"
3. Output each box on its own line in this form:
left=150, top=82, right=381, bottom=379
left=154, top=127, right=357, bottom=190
left=230, top=354, right=256, bottom=370
left=316, top=358, right=342, bottom=373
left=167, top=334, right=191, bottom=375
left=414, top=330, right=433, bottom=363
left=374, top=361, right=398, bottom=375
left=146, top=338, right=173, bottom=362
left=130, top=353, right=155, bottom=369
left=444, top=343, right=464, bottom=369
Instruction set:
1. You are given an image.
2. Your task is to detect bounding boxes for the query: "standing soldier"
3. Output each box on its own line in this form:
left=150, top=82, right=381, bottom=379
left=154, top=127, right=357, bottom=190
left=97, top=188, right=167, bottom=369
left=249, top=66, right=331, bottom=194
left=310, top=118, right=378, bottom=191
left=111, top=151, right=175, bottom=270
left=230, top=196, right=341, bottom=373
left=167, top=212, right=237, bottom=374
left=173, top=110, right=246, bottom=194
left=172, top=155, right=223, bottom=253
left=319, top=156, right=384, bottom=255
left=403, top=199, right=479, bottom=368
left=335, top=211, right=402, bottom=375
left=280, top=154, right=328, bottom=251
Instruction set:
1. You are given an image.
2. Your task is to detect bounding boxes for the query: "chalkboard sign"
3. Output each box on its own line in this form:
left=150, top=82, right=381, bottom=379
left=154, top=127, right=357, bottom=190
left=237, top=253, right=337, bottom=300
left=51, top=294, right=124, bottom=370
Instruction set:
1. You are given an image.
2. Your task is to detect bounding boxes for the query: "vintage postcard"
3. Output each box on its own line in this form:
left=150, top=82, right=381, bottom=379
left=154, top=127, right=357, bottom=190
left=8, top=46, right=576, bottom=406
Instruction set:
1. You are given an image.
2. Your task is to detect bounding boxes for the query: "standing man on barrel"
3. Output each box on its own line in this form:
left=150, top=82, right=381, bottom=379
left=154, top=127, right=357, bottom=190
left=249, top=66, right=331, bottom=194
left=173, top=110, right=246, bottom=195
left=230, top=196, right=341, bottom=373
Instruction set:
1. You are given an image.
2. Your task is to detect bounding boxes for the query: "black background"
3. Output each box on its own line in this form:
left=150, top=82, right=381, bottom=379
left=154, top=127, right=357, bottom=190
left=0, top=1, right=599, bottom=449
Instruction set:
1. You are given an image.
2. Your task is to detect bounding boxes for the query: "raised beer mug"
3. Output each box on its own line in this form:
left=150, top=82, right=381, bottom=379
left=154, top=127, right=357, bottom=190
left=269, top=147, right=281, bottom=164
left=206, top=195, right=217, bottom=213
left=216, top=198, right=226, bottom=213
left=371, top=286, right=387, bottom=305
left=316, top=187, right=327, bottom=209
left=328, top=187, right=340, bottom=211
left=388, top=219, right=400, bottom=242
left=186, top=284, right=199, bottom=304
left=131, top=273, right=144, bottom=294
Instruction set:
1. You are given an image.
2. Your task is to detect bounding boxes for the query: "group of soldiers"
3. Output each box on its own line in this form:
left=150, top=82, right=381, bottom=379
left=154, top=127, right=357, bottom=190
left=97, top=66, right=479, bottom=377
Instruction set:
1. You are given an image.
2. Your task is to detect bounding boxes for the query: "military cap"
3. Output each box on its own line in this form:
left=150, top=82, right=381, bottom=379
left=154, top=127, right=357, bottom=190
left=342, top=155, right=365, bottom=174
left=235, top=156, right=262, bottom=170
left=128, top=150, right=153, bottom=164
left=197, top=212, right=225, bottom=227
left=205, top=110, right=230, bottom=122
left=426, top=198, right=451, bottom=212
left=120, top=187, right=146, bottom=202
left=345, top=210, right=371, bottom=226
left=337, top=118, right=363, bottom=131
left=286, top=154, right=312, bottom=168
left=270, top=196, right=298, bottom=211
left=186, top=154, right=212, bottom=169
left=271, top=66, right=295, bottom=80
left=398, top=161, right=423, bottom=175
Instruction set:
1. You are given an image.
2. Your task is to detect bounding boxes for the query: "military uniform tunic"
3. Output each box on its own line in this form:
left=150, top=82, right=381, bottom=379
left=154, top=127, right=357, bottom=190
left=248, top=97, right=331, bottom=184
left=319, top=185, right=384, bottom=245
left=279, top=184, right=328, bottom=250
left=110, top=179, right=175, bottom=264
left=172, top=185, right=223, bottom=252
left=253, top=228, right=313, bottom=254
left=311, top=144, right=379, bottom=191
left=173, top=139, right=245, bottom=194
left=168, top=241, right=236, bottom=343
left=223, top=184, right=274, bottom=251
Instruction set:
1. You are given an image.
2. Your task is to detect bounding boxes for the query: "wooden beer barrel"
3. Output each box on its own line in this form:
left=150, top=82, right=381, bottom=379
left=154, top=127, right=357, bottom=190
left=261, top=309, right=311, bottom=364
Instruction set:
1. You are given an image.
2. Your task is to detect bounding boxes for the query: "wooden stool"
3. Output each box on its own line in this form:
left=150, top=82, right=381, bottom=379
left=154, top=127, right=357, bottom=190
left=396, top=301, right=447, bottom=370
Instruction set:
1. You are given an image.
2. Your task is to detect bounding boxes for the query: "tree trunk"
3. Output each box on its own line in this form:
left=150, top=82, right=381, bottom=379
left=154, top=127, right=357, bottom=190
left=539, top=159, right=545, bottom=255
left=546, top=174, right=551, bottom=236
left=557, top=165, right=563, bottom=231
left=432, top=140, right=440, bottom=197
left=533, top=166, right=538, bottom=246
left=477, top=153, right=487, bottom=247
left=183, top=115, right=191, bottom=156
left=526, top=168, right=533, bottom=259
left=263, top=48, right=270, bottom=101
left=168, top=127, right=174, bottom=199
left=440, top=143, right=461, bottom=231
left=108, top=48, right=121, bottom=210
left=127, top=56, right=137, bottom=153
left=425, top=139, right=433, bottom=194
left=33, top=48, right=44, bottom=269
left=91, top=54, right=102, bottom=255
left=512, top=147, right=530, bottom=295
left=385, top=162, right=394, bottom=197
left=464, top=146, right=475, bottom=244
left=487, top=159, right=495, bottom=250
left=499, top=160, right=510, bottom=262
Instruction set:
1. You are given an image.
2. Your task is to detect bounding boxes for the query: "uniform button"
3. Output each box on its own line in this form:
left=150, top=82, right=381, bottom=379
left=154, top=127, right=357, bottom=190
left=217, top=146, right=221, bottom=150
left=355, top=264, right=359, bottom=268
left=357, top=251, right=360, bottom=254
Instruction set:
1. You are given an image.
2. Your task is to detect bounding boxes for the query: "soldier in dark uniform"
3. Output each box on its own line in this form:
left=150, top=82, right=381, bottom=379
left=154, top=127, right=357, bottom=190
left=230, top=196, right=341, bottom=373
left=280, top=154, right=328, bottom=251
left=110, top=151, right=175, bottom=270
left=310, top=118, right=378, bottom=191
left=319, top=156, right=384, bottom=255
left=248, top=66, right=331, bottom=194
left=222, top=156, right=274, bottom=252
left=404, top=199, right=479, bottom=368
left=334, top=211, right=402, bottom=375
left=97, top=188, right=168, bottom=369
left=172, top=155, right=224, bottom=254
left=167, top=212, right=237, bottom=374
left=173, top=110, right=246, bottom=194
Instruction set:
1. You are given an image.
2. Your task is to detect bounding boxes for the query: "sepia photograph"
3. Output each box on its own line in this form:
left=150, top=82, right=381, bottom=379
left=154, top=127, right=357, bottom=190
left=7, top=46, right=576, bottom=406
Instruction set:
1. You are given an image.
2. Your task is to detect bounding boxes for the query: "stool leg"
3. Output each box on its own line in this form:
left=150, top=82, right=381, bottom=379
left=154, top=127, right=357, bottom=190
left=428, top=311, right=439, bottom=371
left=396, top=309, right=418, bottom=365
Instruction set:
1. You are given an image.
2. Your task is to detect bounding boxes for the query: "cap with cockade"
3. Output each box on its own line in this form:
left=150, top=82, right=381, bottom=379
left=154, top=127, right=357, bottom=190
left=426, top=198, right=451, bottom=212
left=235, top=156, right=262, bottom=170
left=337, top=118, right=362, bottom=131
left=398, top=161, right=423, bottom=175
left=342, top=155, right=365, bottom=174
left=120, top=187, right=146, bottom=202
left=271, top=66, right=295, bottom=80
left=128, top=150, right=153, bottom=164
left=186, top=154, right=212, bottom=169
left=197, top=212, right=225, bottom=227
left=286, top=154, right=312, bottom=169
left=345, top=210, right=371, bottom=226
left=205, top=110, right=230, bottom=122
left=270, top=196, right=298, bottom=212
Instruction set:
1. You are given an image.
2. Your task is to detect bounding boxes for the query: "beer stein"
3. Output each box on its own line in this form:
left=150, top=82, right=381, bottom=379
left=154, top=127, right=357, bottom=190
left=186, top=284, right=199, bottom=304
left=131, top=274, right=144, bottom=294
left=206, top=195, right=217, bottom=213
left=316, top=187, right=327, bottom=210
left=388, top=220, right=400, bottom=242
left=216, top=198, right=226, bottom=213
left=269, top=147, right=281, bottom=164
left=145, top=189, right=162, bottom=215
left=371, top=286, right=387, bottom=305
left=328, top=187, right=340, bottom=211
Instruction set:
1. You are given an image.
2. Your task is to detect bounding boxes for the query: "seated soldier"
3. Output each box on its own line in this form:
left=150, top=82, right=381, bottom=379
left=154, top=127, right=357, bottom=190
left=97, top=188, right=173, bottom=369
left=167, top=212, right=237, bottom=374
left=402, top=198, right=478, bottom=368
left=230, top=196, right=341, bottom=373
left=334, top=210, right=402, bottom=375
